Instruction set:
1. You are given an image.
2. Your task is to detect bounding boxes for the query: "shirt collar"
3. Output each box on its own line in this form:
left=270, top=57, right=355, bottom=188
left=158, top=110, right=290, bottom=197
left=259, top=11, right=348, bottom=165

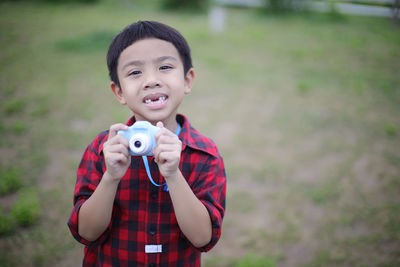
left=177, top=114, right=219, bottom=158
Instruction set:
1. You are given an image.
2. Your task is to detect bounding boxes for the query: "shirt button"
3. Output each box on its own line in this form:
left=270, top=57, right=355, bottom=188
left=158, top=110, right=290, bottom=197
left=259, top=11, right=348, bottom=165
left=149, top=230, right=156, bottom=236
left=151, top=191, right=158, bottom=199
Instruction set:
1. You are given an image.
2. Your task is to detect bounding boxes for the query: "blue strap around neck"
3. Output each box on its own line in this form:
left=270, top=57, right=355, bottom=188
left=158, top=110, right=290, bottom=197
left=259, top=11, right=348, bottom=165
left=142, top=123, right=181, bottom=192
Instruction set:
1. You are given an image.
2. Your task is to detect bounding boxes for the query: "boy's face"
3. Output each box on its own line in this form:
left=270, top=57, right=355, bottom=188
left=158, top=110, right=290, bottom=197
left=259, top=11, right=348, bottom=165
left=111, top=38, right=194, bottom=128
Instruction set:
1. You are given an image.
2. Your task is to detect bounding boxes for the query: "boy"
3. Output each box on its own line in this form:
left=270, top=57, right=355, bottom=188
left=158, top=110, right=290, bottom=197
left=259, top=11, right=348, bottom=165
left=68, top=21, right=226, bottom=266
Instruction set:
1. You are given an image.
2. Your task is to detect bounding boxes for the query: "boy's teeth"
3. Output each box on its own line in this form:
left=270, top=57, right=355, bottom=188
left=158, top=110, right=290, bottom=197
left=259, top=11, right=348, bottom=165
left=145, top=96, right=166, bottom=104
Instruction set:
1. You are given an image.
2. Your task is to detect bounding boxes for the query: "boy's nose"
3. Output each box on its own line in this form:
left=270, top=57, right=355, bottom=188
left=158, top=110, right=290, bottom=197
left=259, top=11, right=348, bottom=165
left=144, top=80, right=161, bottom=89
left=144, top=73, right=161, bottom=89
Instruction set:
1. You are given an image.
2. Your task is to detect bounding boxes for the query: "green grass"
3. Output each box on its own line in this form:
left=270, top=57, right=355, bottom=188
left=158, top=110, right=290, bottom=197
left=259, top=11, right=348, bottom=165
left=0, top=188, right=40, bottom=237
left=235, top=253, right=276, bottom=267
left=0, top=168, right=23, bottom=195
left=3, top=99, right=26, bottom=115
left=1, top=1, right=400, bottom=266
left=55, top=30, right=115, bottom=53
left=10, top=189, right=40, bottom=227
left=0, top=207, right=14, bottom=235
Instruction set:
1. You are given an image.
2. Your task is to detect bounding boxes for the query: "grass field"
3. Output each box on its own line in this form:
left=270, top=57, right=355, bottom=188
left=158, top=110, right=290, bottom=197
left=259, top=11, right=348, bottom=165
left=0, top=1, right=399, bottom=266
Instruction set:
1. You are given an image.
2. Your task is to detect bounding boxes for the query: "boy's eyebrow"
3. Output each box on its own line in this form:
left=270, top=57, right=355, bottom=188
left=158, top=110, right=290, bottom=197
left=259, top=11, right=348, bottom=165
left=122, top=60, right=144, bottom=70
left=122, top=56, right=178, bottom=70
left=154, top=56, right=178, bottom=63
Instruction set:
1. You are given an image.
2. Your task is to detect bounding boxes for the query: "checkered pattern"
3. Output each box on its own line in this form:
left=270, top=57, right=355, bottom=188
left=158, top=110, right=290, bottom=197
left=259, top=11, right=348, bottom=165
left=68, top=114, right=226, bottom=266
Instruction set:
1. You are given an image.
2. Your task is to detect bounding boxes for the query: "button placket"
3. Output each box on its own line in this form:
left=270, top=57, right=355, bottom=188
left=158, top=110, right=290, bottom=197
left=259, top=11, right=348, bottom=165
left=148, top=228, right=156, bottom=236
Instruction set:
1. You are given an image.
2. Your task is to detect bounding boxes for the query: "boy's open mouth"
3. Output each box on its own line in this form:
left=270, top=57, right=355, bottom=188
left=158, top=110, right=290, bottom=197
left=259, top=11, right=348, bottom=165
left=143, top=93, right=168, bottom=105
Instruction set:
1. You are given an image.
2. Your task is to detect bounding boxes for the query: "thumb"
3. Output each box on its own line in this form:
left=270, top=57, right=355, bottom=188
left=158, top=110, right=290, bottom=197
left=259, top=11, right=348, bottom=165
left=156, top=121, right=164, bottom=128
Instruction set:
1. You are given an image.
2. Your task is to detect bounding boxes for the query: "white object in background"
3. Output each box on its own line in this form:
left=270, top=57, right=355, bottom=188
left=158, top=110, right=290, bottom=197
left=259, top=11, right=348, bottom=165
left=209, top=6, right=226, bottom=33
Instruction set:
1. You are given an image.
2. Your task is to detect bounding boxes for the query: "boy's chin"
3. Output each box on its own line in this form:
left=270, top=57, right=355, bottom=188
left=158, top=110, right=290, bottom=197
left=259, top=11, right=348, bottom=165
left=132, top=104, right=178, bottom=123
left=135, top=112, right=172, bottom=124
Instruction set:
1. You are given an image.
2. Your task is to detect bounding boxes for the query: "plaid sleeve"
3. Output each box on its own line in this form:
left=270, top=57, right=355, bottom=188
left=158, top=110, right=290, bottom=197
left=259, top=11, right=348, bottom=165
left=191, top=154, right=226, bottom=252
left=67, top=133, right=111, bottom=246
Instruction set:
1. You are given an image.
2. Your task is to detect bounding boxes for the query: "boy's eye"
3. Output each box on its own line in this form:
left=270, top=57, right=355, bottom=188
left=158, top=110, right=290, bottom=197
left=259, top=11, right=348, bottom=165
left=129, top=70, right=141, bottom=76
left=160, top=65, right=172, bottom=70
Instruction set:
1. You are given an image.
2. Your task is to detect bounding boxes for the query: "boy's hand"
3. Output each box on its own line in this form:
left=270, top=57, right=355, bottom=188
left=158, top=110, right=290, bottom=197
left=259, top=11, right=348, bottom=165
left=103, top=123, right=131, bottom=181
left=153, top=122, right=182, bottom=179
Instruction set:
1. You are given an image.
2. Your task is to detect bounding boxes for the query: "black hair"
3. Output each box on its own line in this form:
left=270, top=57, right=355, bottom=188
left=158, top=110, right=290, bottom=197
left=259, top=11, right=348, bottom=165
left=107, top=20, right=193, bottom=88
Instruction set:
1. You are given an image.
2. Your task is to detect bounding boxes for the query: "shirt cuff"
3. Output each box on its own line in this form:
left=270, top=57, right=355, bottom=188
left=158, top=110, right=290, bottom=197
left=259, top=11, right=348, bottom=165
left=197, top=199, right=223, bottom=252
left=67, top=198, right=111, bottom=247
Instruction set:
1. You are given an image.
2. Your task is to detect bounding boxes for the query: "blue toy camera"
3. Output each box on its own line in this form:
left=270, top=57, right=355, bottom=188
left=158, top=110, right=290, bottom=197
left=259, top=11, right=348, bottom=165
left=118, top=121, right=160, bottom=156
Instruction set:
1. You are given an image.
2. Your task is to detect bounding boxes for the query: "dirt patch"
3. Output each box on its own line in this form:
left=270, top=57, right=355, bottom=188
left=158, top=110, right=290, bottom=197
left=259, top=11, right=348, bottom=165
left=0, top=192, right=18, bottom=212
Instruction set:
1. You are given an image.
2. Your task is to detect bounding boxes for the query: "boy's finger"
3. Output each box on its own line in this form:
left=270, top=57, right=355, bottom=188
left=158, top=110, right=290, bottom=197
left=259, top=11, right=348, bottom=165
left=156, top=134, right=180, bottom=146
left=106, top=143, right=130, bottom=156
left=155, top=126, right=176, bottom=143
left=107, top=134, right=129, bottom=146
left=156, top=121, right=164, bottom=128
left=108, top=123, right=128, bottom=140
left=107, top=152, right=130, bottom=165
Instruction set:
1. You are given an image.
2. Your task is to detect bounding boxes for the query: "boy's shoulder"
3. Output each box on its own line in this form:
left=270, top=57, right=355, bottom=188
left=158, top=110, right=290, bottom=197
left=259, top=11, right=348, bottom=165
left=84, top=129, right=109, bottom=156
left=178, top=114, right=220, bottom=159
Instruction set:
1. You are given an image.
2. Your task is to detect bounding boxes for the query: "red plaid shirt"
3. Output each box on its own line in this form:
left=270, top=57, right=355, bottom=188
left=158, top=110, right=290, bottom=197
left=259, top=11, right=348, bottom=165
left=68, top=114, right=226, bottom=266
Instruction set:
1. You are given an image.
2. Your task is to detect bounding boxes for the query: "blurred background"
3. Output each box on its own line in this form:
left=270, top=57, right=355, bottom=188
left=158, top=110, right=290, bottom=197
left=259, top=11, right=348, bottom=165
left=0, top=0, right=399, bottom=266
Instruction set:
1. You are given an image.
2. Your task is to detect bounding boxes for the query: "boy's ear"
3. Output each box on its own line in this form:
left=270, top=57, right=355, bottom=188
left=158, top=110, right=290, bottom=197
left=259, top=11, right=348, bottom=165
left=110, top=82, right=127, bottom=105
left=184, top=68, right=195, bottom=95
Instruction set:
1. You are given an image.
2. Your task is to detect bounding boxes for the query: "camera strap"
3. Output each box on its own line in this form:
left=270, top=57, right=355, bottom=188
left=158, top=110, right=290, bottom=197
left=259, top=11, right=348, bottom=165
left=142, top=123, right=181, bottom=192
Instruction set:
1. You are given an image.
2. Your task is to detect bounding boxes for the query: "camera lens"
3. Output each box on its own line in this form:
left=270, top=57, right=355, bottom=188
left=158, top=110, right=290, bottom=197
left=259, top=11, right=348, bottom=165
left=134, top=140, right=142, bottom=148
left=129, top=133, right=151, bottom=156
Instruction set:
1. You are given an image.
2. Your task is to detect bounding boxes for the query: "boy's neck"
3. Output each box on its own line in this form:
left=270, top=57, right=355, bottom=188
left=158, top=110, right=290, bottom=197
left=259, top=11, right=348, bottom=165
left=137, top=114, right=178, bottom=133
left=161, top=116, right=179, bottom=133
